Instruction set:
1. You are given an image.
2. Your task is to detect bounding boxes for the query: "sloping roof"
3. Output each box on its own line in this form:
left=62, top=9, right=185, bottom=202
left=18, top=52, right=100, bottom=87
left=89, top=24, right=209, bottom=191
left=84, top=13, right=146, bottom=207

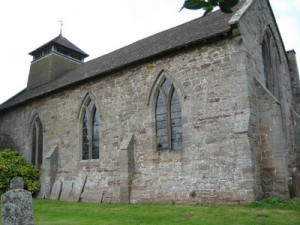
left=29, top=34, right=89, bottom=57
left=0, top=1, right=247, bottom=112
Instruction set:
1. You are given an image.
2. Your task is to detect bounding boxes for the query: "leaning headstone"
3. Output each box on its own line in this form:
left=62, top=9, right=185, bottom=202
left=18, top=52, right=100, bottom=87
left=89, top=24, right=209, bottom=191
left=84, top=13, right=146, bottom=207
left=60, top=180, right=73, bottom=201
left=50, top=180, right=62, bottom=200
left=9, top=176, right=24, bottom=190
left=1, top=179, right=34, bottom=225
left=69, top=173, right=87, bottom=202
left=81, top=191, right=104, bottom=203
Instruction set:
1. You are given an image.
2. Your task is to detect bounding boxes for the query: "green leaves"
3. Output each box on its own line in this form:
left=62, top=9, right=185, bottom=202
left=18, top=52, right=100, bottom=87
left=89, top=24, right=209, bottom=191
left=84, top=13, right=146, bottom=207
left=219, top=0, right=239, bottom=13
left=180, top=0, right=212, bottom=10
left=0, top=149, right=40, bottom=195
left=181, top=0, right=239, bottom=16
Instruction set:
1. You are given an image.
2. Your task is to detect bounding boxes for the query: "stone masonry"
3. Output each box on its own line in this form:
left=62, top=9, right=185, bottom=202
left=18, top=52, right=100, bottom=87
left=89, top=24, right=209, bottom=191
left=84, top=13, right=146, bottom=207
left=0, top=0, right=299, bottom=204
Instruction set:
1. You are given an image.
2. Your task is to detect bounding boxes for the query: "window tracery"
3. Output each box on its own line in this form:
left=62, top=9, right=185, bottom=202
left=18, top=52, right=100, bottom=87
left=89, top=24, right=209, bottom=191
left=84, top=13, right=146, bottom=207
left=81, top=98, right=100, bottom=160
left=31, top=117, right=43, bottom=167
left=156, top=78, right=182, bottom=151
left=262, top=28, right=280, bottom=100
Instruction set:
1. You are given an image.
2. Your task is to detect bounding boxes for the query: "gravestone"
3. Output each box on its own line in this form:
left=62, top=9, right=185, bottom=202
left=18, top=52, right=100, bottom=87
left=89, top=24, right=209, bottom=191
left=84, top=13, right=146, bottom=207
left=9, top=176, right=24, bottom=190
left=69, top=173, right=87, bottom=202
left=81, top=191, right=104, bottom=203
left=50, top=180, right=62, bottom=200
left=1, top=177, right=34, bottom=225
left=60, top=180, right=73, bottom=201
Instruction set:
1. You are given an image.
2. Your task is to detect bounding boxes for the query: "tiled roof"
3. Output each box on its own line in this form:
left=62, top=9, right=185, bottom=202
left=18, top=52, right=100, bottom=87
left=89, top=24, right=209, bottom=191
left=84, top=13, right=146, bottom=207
left=0, top=1, right=245, bottom=112
left=29, top=34, right=89, bottom=57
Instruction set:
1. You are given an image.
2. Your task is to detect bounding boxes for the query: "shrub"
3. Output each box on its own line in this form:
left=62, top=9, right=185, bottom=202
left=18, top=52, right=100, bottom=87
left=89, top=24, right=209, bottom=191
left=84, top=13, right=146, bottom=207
left=0, top=149, right=40, bottom=195
left=189, top=190, right=197, bottom=198
left=247, top=197, right=287, bottom=208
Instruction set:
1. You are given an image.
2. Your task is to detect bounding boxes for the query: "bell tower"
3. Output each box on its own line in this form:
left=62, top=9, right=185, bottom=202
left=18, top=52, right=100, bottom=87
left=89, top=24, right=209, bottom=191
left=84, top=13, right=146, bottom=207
left=27, top=34, right=88, bottom=90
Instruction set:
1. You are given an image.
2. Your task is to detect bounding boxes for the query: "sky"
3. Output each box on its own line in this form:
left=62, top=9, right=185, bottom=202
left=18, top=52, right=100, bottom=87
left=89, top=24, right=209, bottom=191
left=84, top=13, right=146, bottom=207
left=0, top=0, right=299, bottom=104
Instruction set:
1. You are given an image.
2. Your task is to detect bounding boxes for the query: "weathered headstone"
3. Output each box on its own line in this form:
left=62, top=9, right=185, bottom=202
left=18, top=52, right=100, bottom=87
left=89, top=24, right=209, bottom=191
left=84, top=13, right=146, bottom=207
left=69, top=173, right=87, bottom=202
left=9, top=176, right=24, bottom=190
left=60, top=180, right=73, bottom=201
left=81, top=191, right=104, bottom=203
left=1, top=177, right=34, bottom=225
left=50, top=180, right=62, bottom=200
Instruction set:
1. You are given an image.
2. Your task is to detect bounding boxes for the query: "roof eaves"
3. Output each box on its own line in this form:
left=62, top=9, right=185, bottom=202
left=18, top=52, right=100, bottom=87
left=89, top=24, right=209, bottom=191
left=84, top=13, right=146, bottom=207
left=0, top=28, right=233, bottom=113
left=29, top=35, right=89, bottom=57
left=1, top=6, right=245, bottom=112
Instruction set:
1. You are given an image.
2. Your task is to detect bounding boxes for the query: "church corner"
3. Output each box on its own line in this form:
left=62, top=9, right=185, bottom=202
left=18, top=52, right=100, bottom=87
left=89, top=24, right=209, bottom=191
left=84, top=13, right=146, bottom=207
left=0, top=0, right=299, bottom=204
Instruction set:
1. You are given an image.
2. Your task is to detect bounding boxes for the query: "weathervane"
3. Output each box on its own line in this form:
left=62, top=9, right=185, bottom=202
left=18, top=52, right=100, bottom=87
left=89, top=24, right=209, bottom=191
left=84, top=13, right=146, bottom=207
left=59, top=20, right=63, bottom=35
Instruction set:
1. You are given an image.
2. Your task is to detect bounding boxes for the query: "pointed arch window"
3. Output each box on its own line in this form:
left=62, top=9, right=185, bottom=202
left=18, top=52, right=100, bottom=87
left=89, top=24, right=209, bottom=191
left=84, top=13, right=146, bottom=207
left=31, top=117, right=43, bottom=167
left=262, top=29, right=280, bottom=100
left=156, top=78, right=182, bottom=151
left=82, top=98, right=100, bottom=160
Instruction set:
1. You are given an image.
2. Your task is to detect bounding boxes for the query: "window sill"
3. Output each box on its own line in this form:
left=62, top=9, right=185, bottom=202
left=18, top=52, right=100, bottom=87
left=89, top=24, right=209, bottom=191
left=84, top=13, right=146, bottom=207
left=156, top=149, right=183, bottom=162
left=79, top=159, right=100, bottom=167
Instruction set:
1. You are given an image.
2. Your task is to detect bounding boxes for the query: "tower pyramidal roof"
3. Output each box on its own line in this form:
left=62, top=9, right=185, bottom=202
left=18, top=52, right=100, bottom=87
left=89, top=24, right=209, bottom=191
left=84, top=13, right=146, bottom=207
left=29, top=34, right=89, bottom=62
left=26, top=34, right=89, bottom=90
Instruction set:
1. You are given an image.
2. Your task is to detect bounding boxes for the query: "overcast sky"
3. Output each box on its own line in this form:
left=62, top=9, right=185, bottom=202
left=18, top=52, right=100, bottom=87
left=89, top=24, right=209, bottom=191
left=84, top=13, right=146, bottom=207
left=0, top=0, right=299, bottom=104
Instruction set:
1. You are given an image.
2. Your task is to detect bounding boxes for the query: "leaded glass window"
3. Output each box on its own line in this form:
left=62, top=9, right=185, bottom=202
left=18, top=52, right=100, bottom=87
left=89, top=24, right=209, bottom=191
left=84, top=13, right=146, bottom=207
left=31, top=117, right=43, bottom=167
left=156, top=78, right=182, bottom=151
left=82, top=99, right=100, bottom=160
left=262, top=29, right=280, bottom=100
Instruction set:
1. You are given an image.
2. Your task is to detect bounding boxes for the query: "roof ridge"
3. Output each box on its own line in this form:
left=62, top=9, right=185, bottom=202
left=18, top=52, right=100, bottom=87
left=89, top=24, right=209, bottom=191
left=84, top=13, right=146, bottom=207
left=0, top=4, right=245, bottom=111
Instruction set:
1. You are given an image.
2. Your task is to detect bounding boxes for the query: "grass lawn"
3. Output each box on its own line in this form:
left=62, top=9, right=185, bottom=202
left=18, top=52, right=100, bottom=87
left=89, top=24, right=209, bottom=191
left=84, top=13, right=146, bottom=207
left=1, top=198, right=300, bottom=225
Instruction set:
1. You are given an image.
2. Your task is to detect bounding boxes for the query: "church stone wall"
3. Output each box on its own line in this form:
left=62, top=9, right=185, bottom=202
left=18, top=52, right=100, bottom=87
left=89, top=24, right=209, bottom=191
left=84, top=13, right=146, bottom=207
left=236, top=0, right=299, bottom=198
left=1, top=0, right=298, bottom=203
left=0, top=35, right=255, bottom=204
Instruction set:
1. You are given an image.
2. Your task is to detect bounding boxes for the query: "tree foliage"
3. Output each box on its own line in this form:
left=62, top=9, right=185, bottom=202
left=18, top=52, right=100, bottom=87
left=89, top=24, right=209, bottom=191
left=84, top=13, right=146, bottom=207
left=181, top=0, right=239, bottom=16
left=0, top=149, right=40, bottom=196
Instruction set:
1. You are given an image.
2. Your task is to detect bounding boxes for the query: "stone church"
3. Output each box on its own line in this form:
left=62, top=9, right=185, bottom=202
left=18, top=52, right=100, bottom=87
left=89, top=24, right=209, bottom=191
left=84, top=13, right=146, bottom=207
left=0, top=0, right=299, bottom=204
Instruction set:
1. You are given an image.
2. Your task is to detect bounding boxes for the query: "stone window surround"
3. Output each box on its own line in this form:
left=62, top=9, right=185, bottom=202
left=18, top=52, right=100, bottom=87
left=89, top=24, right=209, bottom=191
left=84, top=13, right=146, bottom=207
left=147, top=70, right=186, bottom=152
left=78, top=94, right=100, bottom=161
left=261, top=25, right=282, bottom=102
left=156, top=79, right=182, bottom=151
left=29, top=115, right=43, bottom=169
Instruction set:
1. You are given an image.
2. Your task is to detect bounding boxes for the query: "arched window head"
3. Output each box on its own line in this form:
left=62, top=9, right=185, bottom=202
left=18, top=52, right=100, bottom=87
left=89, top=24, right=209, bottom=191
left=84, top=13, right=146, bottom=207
left=31, top=117, right=43, bottom=167
left=81, top=98, right=100, bottom=160
left=156, top=78, right=183, bottom=151
left=262, top=28, right=280, bottom=100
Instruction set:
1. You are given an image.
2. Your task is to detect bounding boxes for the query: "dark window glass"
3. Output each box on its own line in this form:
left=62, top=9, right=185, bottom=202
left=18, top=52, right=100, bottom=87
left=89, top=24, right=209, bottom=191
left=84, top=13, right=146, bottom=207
left=262, top=30, right=280, bottom=99
left=171, top=90, right=182, bottom=150
left=92, top=110, right=100, bottom=159
left=31, top=117, right=43, bottom=167
left=31, top=125, right=37, bottom=165
left=82, top=99, right=100, bottom=160
left=155, top=78, right=182, bottom=151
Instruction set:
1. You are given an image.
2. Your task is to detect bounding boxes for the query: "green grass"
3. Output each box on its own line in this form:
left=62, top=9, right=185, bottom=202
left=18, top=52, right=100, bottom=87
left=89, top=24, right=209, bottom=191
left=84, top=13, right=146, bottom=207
left=1, top=198, right=300, bottom=225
